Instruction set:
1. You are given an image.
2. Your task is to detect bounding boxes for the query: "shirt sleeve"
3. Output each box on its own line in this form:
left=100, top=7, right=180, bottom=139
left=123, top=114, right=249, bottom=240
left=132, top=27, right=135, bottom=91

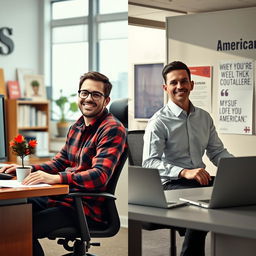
left=32, top=142, right=72, bottom=174
left=59, top=124, right=127, bottom=190
left=206, top=117, right=234, bottom=165
left=142, top=119, right=183, bottom=180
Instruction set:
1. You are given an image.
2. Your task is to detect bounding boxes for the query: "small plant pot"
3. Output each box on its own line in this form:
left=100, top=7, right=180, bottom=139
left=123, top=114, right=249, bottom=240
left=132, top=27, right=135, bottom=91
left=57, top=122, right=69, bottom=137
left=16, top=166, right=32, bottom=183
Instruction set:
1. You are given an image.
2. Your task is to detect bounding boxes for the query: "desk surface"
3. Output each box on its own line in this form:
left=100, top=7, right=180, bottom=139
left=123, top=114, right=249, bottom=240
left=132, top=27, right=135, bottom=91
left=129, top=188, right=256, bottom=240
left=0, top=184, right=69, bottom=200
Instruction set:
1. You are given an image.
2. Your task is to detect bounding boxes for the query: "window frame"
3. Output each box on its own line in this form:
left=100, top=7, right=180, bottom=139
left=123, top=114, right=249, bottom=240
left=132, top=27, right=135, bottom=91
left=49, top=0, right=127, bottom=120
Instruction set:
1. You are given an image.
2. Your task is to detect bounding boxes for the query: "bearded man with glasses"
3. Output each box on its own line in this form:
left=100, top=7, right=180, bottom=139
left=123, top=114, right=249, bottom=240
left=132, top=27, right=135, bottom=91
left=1, top=71, right=127, bottom=256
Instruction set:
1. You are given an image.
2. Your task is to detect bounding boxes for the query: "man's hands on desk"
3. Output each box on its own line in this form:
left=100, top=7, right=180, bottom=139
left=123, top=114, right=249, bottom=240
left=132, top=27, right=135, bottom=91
left=179, top=168, right=212, bottom=186
left=0, top=164, right=61, bottom=185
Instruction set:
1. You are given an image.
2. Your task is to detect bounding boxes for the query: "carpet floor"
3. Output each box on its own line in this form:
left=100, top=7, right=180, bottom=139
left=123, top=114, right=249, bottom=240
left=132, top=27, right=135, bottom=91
left=142, top=229, right=211, bottom=256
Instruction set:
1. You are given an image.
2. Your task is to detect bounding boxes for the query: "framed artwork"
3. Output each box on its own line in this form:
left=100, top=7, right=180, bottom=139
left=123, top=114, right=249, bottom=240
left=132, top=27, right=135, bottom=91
left=17, top=68, right=35, bottom=97
left=24, top=74, right=46, bottom=100
left=134, top=63, right=164, bottom=119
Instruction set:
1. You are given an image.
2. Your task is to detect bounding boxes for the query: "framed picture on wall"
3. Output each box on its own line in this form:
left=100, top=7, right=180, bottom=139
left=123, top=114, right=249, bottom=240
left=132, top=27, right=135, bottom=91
left=134, top=63, right=164, bottom=120
left=17, top=68, right=35, bottom=98
left=24, top=74, right=47, bottom=100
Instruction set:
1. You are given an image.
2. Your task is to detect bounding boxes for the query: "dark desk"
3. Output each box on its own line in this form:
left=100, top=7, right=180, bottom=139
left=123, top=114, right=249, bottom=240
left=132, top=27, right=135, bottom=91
left=0, top=185, right=69, bottom=256
left=129, top=188, right=256, bottom=256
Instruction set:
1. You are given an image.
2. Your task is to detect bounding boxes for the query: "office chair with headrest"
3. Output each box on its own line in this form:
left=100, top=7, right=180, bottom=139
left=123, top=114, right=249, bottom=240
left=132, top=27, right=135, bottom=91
left=109, top=98, right=128, bottom=129
left=48, top=98, right=128, bottom=256
left=128, top=130, right=179, bottom=256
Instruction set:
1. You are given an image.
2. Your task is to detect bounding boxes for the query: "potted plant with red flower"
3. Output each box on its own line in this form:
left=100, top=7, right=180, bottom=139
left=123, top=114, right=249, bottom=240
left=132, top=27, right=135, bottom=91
left=9, top=134, right=37, bottom=182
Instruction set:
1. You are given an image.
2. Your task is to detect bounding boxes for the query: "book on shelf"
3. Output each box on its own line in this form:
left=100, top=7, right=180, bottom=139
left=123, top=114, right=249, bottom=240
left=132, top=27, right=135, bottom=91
left=18, top=105, right=47, bottom=127
left=7, top=81, right=21, bottom=99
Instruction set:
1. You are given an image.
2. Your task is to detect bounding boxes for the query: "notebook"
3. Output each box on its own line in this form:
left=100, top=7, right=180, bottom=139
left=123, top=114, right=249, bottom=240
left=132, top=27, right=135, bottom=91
left=179, top=156, right=256, bottom=208
left=129, top=166, right=187, bottom=208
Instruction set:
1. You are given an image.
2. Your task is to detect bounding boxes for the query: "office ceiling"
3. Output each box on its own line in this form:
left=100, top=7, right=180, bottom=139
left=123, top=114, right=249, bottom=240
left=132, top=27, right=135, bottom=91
left=129, top=0, right=256, bottom=21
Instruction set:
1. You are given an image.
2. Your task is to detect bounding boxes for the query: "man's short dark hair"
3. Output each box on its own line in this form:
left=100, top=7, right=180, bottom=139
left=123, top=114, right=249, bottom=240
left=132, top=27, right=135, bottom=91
left=162, top=61, right=191, bottom=84
left=79, top=71, right=112, bottom=97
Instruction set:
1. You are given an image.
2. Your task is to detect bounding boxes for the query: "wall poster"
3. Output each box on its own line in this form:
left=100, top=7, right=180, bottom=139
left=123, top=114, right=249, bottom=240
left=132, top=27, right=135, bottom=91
left=134, top=63, right=164, bottom=119
left=218, top=59, right=253, bottom=134
left=189, top=66, right=212, bottom=112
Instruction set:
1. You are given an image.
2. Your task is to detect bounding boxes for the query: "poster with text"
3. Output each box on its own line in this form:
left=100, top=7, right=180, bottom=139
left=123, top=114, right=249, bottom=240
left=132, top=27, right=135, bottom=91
left=189, top=66, right=212, bottom=112
left=218, top=59, right=253, bottom=134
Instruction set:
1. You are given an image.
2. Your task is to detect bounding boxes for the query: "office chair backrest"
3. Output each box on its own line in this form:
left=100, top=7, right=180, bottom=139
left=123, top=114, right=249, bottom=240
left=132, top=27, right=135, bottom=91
left=109, top=98, right=128, bottom=129
left=93, top=98, right=128, bottom=237
left=107, top=147, right=127, bottom=195
left=93, top=146, right=127, bottom=238
left=127, top=130, right=145, bottom=166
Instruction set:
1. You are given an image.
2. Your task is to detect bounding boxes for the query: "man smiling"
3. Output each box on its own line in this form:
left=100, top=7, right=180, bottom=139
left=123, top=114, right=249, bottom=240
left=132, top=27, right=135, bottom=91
left=78, top=76, right=110, bottom=123
left=143, top=61, right=233, bottom=255
left=1, top=71, right=127, bottom=256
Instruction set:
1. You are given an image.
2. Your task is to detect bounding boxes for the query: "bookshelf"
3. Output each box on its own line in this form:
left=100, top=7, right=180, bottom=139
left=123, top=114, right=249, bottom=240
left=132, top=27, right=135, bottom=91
left=6, top=99, right=50, bottom=162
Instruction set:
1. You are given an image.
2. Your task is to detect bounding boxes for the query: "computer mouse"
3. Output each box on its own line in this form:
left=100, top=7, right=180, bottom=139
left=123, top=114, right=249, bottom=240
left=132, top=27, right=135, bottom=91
left=0, top=172, right=14, bottom=180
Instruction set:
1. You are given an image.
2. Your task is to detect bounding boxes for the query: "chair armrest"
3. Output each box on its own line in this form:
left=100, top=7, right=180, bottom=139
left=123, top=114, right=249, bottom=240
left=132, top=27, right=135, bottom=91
left=69, top=192, right=116, bottom=200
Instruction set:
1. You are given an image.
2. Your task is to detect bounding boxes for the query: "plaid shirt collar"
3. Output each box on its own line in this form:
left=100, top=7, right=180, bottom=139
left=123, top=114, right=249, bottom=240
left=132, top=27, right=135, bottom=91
left=76, top=108, right=109, bottom=129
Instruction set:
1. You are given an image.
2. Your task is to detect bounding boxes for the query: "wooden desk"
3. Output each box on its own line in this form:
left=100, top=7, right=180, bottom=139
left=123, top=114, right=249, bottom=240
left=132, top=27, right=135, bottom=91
left=0, top=185, right=69, bottom=256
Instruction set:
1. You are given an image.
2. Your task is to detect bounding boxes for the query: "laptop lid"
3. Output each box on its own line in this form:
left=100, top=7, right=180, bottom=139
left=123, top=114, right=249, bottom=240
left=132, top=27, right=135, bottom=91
left=128, top=166, right=177, bottom=208
left=180, top=156, right=256, bottom=209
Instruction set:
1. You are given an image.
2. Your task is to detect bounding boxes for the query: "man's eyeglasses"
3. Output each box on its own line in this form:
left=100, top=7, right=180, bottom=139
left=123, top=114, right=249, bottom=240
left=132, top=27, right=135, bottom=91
left=78, top=90, right=105, bottom=100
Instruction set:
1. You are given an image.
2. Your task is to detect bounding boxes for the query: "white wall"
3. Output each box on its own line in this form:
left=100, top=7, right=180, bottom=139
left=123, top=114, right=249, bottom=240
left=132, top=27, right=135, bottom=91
left=0, top=0, right=41, bottom=81
left=167, top=7, right=256, bottom=174
left=128, top=25, right=166, bottom=130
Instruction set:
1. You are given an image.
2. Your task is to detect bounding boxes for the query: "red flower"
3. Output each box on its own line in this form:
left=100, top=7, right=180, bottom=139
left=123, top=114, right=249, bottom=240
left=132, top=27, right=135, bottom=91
left=14, top=134, right=25, bottom=143
left=9, top=134, right=37, bottom=168
left=28, top=140, right=37, bottom=148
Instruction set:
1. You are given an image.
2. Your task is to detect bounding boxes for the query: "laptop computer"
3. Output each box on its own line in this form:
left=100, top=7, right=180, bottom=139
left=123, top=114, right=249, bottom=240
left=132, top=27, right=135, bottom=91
left=129, top=166, right=187, bottom=208
left=179, top=156, right=256, bottom=208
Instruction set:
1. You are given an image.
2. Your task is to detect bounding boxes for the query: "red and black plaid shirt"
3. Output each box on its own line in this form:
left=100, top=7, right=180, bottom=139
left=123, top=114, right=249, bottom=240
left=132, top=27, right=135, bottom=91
left=32, top=109, right=127, bottom=222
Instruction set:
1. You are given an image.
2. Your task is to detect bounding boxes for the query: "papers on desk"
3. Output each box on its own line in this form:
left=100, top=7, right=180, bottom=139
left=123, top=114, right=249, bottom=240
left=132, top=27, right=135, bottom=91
left=0, top=180, right=51, bottom=188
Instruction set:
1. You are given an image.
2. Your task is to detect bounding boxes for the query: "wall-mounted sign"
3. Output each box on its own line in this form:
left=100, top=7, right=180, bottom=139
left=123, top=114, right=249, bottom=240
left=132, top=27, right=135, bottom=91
left=217, top=38, right=256, bottom=51
left=218, top=59, right=253, bottom=134
left=0, top=27, right=14, bottom=55
left=189, top=66, right=212, bottom=112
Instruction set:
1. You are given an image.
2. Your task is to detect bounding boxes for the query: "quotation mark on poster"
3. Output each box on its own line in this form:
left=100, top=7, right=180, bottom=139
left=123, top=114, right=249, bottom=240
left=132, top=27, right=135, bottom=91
left=221, top=89, right=229, bottom=96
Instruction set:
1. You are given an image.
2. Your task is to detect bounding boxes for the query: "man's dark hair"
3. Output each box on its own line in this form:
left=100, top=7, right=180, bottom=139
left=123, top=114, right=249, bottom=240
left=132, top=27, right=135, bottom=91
left=79, top=71, right=112, bottom=97
left=162, top=61, right=191, bottom=84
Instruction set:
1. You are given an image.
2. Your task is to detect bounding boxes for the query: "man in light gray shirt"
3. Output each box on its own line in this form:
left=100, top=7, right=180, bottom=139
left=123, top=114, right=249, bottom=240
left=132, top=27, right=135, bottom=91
left=143, top=61, right=233, bottom=256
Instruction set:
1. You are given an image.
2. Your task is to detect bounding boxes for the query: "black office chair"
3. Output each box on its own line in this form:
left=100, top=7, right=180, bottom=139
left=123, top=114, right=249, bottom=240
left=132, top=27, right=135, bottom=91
left=109, top=98, right=128, bottom=129
left=127, top=130, right=179, bottom=256
left=48, top=98, right=128, bottom=256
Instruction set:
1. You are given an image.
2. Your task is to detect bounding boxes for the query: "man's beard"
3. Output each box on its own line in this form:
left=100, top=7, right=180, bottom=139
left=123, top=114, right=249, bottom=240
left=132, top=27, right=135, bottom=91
left=79, top=100, right=105, bottom=118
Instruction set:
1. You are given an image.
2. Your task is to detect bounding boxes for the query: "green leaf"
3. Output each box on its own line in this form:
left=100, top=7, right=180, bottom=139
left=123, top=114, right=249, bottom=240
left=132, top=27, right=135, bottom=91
left=70, top=102, right=78, bottom=112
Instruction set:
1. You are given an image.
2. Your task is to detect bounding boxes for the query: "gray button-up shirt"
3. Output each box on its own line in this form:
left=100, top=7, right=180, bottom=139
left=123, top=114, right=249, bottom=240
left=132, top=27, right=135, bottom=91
left=143, top=100, right=233, bottom=182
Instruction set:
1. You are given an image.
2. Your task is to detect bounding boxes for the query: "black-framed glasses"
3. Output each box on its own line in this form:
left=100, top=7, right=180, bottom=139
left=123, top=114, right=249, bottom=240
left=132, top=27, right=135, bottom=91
left=78, top=90, right=105, bottom=100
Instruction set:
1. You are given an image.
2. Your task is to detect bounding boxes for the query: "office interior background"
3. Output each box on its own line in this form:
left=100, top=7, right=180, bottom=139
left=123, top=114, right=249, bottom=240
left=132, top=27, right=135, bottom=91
left=1, top=0, right=256, bottom=255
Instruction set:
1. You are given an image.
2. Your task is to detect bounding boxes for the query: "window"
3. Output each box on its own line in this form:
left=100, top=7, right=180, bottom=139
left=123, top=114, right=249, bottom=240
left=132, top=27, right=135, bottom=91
left=50, top=0, right=127, bottom=120
left=99, top=0, right=127, bottom=14
left=99, top=20, right=128, bottom=101
left=52, top=0, right=89, bottom=20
